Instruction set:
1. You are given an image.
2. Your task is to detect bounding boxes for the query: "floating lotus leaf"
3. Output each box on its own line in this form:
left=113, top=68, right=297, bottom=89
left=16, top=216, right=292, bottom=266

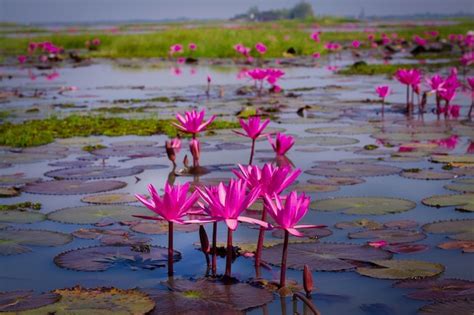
left=356, top=260, right=444, bottom=279
left=0, top=187, right=20, bottom=198
left=287, top=183, right=339, bottom=193
left=0, top=151, right=66, bottom=164
left=445, top=178, right=474, bottom=193
left=0, top=174, right=41, bottom=186
left=0, top=229, right=72, bottom=256
left=431, top=154, right=474, bottom=164
left=272, top=227, right=333, bottom=239
left=54, top=245, right=179, bottom=271
left=306, top=125, right=376, bottom=135
left=24, top=180, right=127, bottom=195
left=11, top=286, right=155, bottom=315
left=308, top=177, right=365, bottom=186
left=92, top=146, right=164, bottom=157
left=0, top=290, right=60, bottom=312
left=437, top=240, right=474, bottom=253
left=349, top=229, right=426, bottom=244
left=372, top=132, right=449, bottom=143
left=145, top=278, right=273, bottom=314
left=383, top=220, right=418, bottom=229
left=216, top=142, right=249, bottom=150
left=45, top=166, right=145, bottom=180
left=130, top=221, right=200, bottom=234
left=418, top=299, right=474, bottom=315
left=72, top=228, right=151, bottom=246
left=385, top=244, right=429, bottom=254
left=261, top=242, right=392, bottom=271
left=422, top=219, right=474, bottom=241
left=400, top=169, right=457, bottom=180
left=294, top=147, right=328, bottom=153
left=48, top=205, right=150, bottom=224
left=452, top=168, right=474, bottom=176
left=306, top=162, right=401, bottom=178
left=387, top=155, right=424, bottom=163
left=0, top=210, right=45, bottom=224
left=311, top=197, right=416, bottom=215
left=81, top=193, right=138, bottom=204
left=48, top=160, right=93, bottom=168
left=335, top=219, right=383, bottom=230
left=210, top=239, right=315, bottom=254
left=393, top=278, right=474, bottom=301
left=422, top=194, right=474, bottom=212
left=295, top=136, right=359, bottom=146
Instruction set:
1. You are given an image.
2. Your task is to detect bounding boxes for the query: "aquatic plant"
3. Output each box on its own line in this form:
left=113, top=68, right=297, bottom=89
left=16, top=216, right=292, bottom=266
left=267, top=132, right=295, bottom=156
left=233, top=116, right=270, bottom=165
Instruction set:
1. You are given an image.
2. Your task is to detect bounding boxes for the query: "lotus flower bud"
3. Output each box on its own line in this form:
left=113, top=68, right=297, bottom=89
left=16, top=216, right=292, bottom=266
left=303, top=264, right=313, bottom=297
left=199, top=225, right=210, bottom=254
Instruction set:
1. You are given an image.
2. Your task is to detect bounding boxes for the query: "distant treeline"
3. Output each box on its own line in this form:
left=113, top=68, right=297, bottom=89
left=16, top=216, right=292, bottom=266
left=232, top=2, right=315, bottom=21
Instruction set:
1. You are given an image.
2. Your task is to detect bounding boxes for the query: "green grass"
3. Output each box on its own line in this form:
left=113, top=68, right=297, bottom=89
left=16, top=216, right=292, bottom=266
left=0, top=115, right=239, bottom=147
left=337, top=60, right=461, bottom=76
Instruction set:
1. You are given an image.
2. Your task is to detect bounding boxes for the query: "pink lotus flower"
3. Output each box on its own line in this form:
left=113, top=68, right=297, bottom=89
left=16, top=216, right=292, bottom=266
left=170, top=44, right=183, bottom=55
left=368, top=240, right=388, bottom=248
left=312, top=52, right=321, bottom=59
left=172, top=109, right=216, bottom=136
left=91, top=38, right=101, bottom=46
left=264, top=191, right=321, bottom=237
left=17, top=55, right=27, bottom=64
left=468, top=77, right=474, bottom=91
left=255, top=42, right=267, bottom=54
left=413, top=35, right=427, bottom=46
left=310, top=32, right=321, bottom=42
left=268, top=133, right=294, bottom=156
left=375, top=85, right=390, bottom=101
left=439, top=87, right=456, bottom=103
left=461, top=52, right=474, bottom=66
left=188, top=43, right=197, bottom=51
left=426, top=74, right=445, bottom=94
left=165, top=138, right=181, bottom=166
left=234, top=116, right=270, bottom=140
left=352, top=40, right=361, bottom=49
left=395, top=68, right=421, bottom=112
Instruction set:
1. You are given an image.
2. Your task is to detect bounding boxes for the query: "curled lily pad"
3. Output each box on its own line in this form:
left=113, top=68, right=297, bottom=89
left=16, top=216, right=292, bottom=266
left=272, top=227, right=333, bottom=240
left=348, top=229, right=426, bottom=244
left=72, top=228, right=151, bottom=246
left=418, top=299, right=474, bottom=315
left=0, top=290, right=60, bottom=312
left=437, top=240, right=474, bottom=253
left=307, top=177, right=365, bottom=186
left=356, top=260, right=444, bottom=280
left=145, top=278, right=273, bottom=314
left=44, top=166, right=144, bottom=180
left=393, top=278, right=474, bottom=301
left=130, top=221, right=199, bottom=234
left=23, top=180, right=127, bottom=195
left=422, top=219, right=474, bottom=241
left=335, top=219, right=383, bottom=230
left=13, top=286, right=155, bottom=315
left=422, top=194, right=474, bottom=212
left=400, top=169, right=457, bottom=180
left=0, top=229, right=73, bottom=256
left=306, top=162, right=401, bottom=178
left=311, top=197, right=416, bottom=215
left=54, top=245, right=179, bottom=272
left=261, top=242, right=392, bottom=271
left=48, top=205, right=150, bottom=224
left=81, top=193, right=138, bottom=204
left=444, top=178, right=474, bottom=193
left=0, top=210, right=45, bottom=224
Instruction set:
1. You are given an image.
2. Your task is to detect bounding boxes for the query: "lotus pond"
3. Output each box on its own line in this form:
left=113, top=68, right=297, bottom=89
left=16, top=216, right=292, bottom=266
left=0, top=19, right=473, bottom=315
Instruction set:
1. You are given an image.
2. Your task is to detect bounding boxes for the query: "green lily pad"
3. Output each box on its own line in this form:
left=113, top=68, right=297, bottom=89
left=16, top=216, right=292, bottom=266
left=130, top=221, right=200, bottom=234
left=261, top=242, right=392, bottom=271
left=373, top=132, right=449, bottom=143
left=356, top=260, right=444, bottom=279
left=72, top=228, right=151, bottom=246
left=145, top=278, right=273, bottom=314
left=348, top=229, right=426, bottom=244
left=81, top=193, right=138, bottom=204
left=287, top=183, right=339, bottom=193
left=437, top=240, right=474, bottom=253
left=55, top=137, right=102, bottom=146
left=418, top=299, right=474, bottom=315
left=48, top=205, right=151, bottom=224
left=54, top=245, right=180, bottom=272
left=0, top=229, right=73, bottom=256
left=444, top=178, right=474, bottom=193
left=306, top=125, right=376, bottom=135
left=295, top=136, right=359, bottom=146
left=23, top=180, right=127, bottom=195
left=0, top=291, right=60, bottom=312
left=335, top=219, right=383, bottom=230
left=422, top=219, right=474, bottom=241
left=307, top=177, right=365, bottom=186
left=400, top=169, right=458, bottom=180
left=10, top=286, right=155, bottom=315
left=44, top=166, right=144, bottom=180
left=0, top=210, right=45, bottom=224
left=306, top=162, right=401, bottom=178
left=431, top=154, right=474, bottom=164
left=422, top=194, right=474, bottom=212
left=311, top=197, right=416, bottom=215
left=0, top=174, right=41, bottom=186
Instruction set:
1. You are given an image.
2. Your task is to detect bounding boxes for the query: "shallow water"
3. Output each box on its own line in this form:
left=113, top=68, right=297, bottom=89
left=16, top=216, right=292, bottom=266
left=0, top=56, right=473, bottom=314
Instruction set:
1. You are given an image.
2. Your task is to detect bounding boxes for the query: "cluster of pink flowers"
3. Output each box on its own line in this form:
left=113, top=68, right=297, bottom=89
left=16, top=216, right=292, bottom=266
left=28, top=41, right=62, bottom=55
left=234, top=43, right=252, bottom=57
left=413, top=35, right=427, bottom=47
left=324, top=42, right=342, bottom=52
left=246, top=68, right=285, bottom=93
left=85, top=38, right=101, bottom=50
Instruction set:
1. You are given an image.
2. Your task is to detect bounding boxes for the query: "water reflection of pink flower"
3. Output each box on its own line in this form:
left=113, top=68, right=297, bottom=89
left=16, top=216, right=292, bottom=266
left=46, top=71, right=59, bottom=81
left=177, top=57, right=186, bottom=64
left=190, top=68, right=197, bottom=75
left=171, top=67, right=182, bottom=76
left=327, top=66, right=338, bottom=72
left=312, top=52, right=321, bottom=59
left=431, top=135, right=459, bottom=150
left=398, top=146, right=415, bottom=153
left=18, top=55, right=27, bottom=64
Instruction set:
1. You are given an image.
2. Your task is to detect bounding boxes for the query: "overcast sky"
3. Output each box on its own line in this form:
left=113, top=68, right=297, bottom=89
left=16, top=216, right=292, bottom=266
left=1, top=0, right=473, bottom=24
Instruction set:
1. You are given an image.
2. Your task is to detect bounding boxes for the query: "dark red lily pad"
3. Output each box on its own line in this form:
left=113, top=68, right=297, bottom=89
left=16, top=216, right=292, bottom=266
left=44, top=166, right=144, bottom=180
left=418, top=299, right=474, bottom=315
left=384, top=244, right=429, bottom=254
left=0, top=290, right=60, bottom=312
left=393, top=278, right=474, bottom=301
left=54, top=245, right=180, bottom=271
left=145, top=278, right=273, bottom=314
left=306, top=162, right=401, bottom=178
left=23, top=180, right=127, bottom=195
left=348, top=229, right=426, bottom=244
left=437, top=240, right=474, bottom=253
left=261, top=242, right=392, bottom=271
left=130, top=221, right=199, bottom=234
left=272, top=227, right=333, bottom=240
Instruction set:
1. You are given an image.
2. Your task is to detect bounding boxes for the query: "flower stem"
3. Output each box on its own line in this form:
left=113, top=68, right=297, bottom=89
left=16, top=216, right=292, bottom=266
left=406, top=84, right=410, bottom=113
left=249, top=139, right=256, bottom=165
left=212, top=222, right=217, bottom=276
left=254, top=201, right=267, bottom=269
left=280, top=230, right=289, bottom=288
left=225, top=227, right=233, bottom=277
left=168, top=221, right=174, bottom=277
